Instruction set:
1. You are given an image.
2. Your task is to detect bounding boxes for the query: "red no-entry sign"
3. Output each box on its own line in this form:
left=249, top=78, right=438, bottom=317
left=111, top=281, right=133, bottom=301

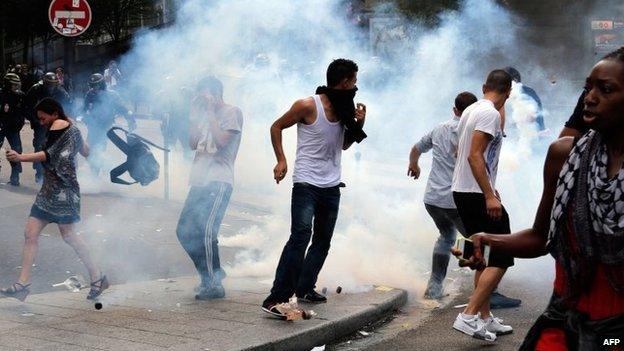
left=49, top=0, right=92, bottom=37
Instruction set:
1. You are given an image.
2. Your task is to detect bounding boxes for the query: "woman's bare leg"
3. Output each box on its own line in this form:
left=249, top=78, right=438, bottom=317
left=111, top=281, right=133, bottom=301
left=17, top=217, right=48, bottom=284
left=58, top=224, right=101, bottom=282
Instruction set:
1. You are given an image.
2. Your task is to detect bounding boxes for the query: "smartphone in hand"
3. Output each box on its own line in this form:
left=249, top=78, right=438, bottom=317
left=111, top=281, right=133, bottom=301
left=455, top=237, right=490, bottom=266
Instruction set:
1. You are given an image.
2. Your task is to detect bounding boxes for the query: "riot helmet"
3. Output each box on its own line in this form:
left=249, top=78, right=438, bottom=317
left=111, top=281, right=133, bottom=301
left=43, top=72, right=59, bottom=84
left=88, top=73, right=106, bottom=91
left=43, top=72, right=60, bottom=94
left=3, top=73, right=21, bottom=92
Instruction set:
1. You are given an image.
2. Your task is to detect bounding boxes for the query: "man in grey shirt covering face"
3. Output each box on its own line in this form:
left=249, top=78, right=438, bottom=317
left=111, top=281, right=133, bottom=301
left=176, top=76, right=243, bottom=300
left=408, top=91, right=476, bottom=299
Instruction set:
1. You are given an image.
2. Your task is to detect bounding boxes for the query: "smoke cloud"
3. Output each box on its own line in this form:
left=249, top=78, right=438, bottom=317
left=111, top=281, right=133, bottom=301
left=82, top=0, right=611, bottom=301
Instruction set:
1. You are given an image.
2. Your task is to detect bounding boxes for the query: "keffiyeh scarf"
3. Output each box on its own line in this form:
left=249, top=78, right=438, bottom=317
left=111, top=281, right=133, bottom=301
left=548, top=130, right=624, bottom=297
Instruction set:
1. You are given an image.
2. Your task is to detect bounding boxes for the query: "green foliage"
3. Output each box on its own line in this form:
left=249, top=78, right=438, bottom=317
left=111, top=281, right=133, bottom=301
left=395, top=0, right=461, bottom=26
left=86, top=0, right=156, bottom=42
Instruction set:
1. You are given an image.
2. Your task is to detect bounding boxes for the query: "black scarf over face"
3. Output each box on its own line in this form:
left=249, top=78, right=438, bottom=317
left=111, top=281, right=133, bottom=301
left=315, top=86, right=367, bottom=143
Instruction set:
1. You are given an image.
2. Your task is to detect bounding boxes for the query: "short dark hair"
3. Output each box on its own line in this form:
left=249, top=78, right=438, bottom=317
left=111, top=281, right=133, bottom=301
left=35, top=97, right=69, bottom=121
left=197, top=75, right=223, bottom=99
left=484, top=69, right=512, bottom=94
left=326, top=58, right=358, bottom=87
left=503, top=67, right=521, bottom=83
left=454, top=91, right=478, bottom=113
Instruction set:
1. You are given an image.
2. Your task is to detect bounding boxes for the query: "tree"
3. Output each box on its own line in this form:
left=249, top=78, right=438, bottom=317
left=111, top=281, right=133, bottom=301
left=88, top=0, right=155, bottom=44
left=31, top=0, right=59, bottom=71
left=396, top=0, right=461, bottom=26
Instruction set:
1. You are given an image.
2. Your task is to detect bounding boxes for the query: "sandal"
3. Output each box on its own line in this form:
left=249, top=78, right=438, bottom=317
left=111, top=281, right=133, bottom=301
left=87, top=275, right=109, bottom=300
left=0, top=282, right=31, bottom=302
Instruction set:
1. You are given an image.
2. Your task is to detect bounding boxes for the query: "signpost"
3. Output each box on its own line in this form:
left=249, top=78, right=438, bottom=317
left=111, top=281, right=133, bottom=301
left=48, top=0, right=92, bottom=37
left=591, top=19, right=624, bottom=56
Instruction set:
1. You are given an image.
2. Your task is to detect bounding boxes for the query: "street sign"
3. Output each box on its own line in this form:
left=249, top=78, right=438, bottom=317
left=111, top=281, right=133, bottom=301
left=48, top=0, right=92, bottom=37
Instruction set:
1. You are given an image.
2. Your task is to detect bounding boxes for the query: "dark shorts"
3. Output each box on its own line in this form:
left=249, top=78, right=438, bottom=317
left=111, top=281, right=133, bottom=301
left=30, top=205, right=80, bottom=224
left=452, top=192, right=514, bottom=269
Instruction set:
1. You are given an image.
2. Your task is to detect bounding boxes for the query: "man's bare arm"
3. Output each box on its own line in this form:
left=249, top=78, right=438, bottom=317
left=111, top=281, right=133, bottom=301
left=407, top=145, right=422, bottom=179
left=270, top=98, right=314, bottom=183
left=468, top=131, right=495, bottom=196
left=467, top=131, right=501, bottom=219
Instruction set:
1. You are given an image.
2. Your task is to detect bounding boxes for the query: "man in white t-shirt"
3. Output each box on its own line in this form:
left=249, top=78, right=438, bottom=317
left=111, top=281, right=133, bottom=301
left=451, top=69, right=514, bottom=342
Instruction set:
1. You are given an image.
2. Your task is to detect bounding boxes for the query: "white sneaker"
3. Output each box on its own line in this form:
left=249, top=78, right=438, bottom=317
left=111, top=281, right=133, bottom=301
left=453, top=313, right=497, bottom=341
left=483, top=313, right=513, bottom=335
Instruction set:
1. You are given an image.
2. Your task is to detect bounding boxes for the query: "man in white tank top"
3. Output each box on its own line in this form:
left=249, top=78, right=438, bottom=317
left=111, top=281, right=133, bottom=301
left=262, top=59, right=366, bottom=317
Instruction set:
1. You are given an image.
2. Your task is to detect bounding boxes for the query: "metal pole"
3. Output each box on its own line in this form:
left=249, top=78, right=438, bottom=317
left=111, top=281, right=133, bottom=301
left=63, top=37, right=75, bottom=77
left=164, top=113, right=170, bottom=200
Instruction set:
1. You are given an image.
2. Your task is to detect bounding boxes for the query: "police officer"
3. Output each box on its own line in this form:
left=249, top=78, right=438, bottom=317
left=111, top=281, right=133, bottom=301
left=0, top=73, right=26, bottom=185
left=25, top=72, right=71, bottom=183
left=82, top=73, right=135, bottom=175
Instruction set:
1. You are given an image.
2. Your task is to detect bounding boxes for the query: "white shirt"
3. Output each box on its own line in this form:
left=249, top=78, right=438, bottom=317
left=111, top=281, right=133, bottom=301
left=189, top=105, right=243, bottom=186
left=292, top=95, right=344, bottom=188
left=452, top=99, right=503, bottom=194
left=416, top=116, right=460, bottom=209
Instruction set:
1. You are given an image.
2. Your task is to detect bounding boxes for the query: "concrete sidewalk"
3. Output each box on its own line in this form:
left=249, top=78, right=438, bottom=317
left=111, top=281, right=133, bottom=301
left=0, top=277, right=406, bottom=351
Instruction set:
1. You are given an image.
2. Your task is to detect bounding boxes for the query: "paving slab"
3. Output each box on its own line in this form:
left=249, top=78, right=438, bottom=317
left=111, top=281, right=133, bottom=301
left=0, top=276, right=406, bottom=351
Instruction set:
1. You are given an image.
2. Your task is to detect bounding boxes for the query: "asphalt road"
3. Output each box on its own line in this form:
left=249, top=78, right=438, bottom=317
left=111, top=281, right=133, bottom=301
left=1, top=120, right=557, bottom=350
left=355, top=257, right=555, bottom=351
left=0, top=185, right=262, bottom=295
left=0, top=121, right=264, bottom=295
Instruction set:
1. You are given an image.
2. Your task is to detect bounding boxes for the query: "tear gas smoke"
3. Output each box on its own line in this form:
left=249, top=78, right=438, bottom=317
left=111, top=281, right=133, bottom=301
left=73, top=0, right=607, bottom=301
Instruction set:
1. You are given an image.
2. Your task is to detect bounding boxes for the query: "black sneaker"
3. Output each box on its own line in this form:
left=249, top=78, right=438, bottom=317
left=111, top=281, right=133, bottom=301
left=297, top=290, right=327, bottom=303
left=490, top=292, right=521, bottom=309
left=261, top=301, right=286, bottom=319
left=195, top=285, right=225, bottom=300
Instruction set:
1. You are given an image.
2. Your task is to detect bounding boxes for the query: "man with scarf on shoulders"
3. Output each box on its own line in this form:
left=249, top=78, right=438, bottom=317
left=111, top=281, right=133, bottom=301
left=262, top=58, right=366, bottom=318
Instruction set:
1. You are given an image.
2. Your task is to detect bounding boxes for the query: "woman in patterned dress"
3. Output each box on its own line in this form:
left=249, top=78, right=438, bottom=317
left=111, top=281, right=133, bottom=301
left=1, top=98, right=108, bottom=301
left=467, top=48, right=624, bottom=350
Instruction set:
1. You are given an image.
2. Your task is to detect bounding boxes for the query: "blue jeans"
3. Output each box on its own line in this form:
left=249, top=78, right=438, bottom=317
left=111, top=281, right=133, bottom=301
left=264, top=182, right=341, bottom=303
left=176, top=182, right=232, bottom=288
left=0, top=128, right=22, bottom=180
left=424, top=203, right=466, bottom=297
